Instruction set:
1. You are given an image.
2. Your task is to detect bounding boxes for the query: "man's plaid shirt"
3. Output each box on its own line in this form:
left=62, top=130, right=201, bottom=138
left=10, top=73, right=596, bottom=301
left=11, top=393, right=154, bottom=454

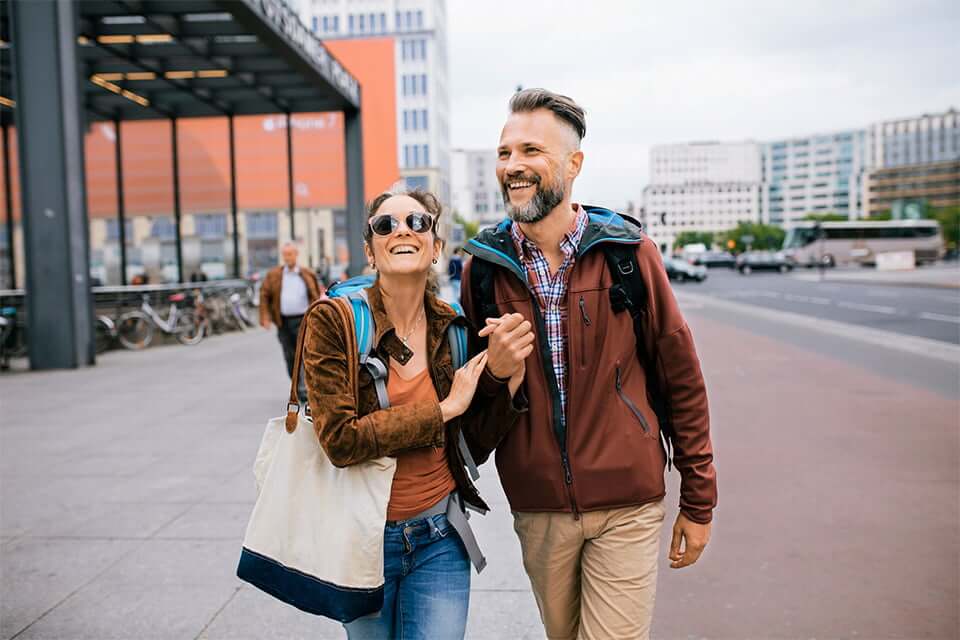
left=510, top=205, right=588, bottom=427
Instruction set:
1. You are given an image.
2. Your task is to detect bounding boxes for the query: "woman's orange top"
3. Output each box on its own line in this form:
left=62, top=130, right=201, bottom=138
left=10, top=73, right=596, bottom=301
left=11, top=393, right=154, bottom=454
left=385, top=364, right=456, bottom=521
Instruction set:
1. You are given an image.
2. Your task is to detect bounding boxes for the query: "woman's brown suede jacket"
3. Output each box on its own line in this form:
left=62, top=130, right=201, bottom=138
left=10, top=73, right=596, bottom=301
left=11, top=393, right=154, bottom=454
left=301, top=280, right=527, bottom=512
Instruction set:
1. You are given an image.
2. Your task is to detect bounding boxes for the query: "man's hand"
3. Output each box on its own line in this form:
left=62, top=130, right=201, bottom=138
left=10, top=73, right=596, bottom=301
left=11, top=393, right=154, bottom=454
left=261, top=318, right=271, bottom=330
left=669, top=513, right=711, bottom=569
left=477, top=313, right=534, bottom=379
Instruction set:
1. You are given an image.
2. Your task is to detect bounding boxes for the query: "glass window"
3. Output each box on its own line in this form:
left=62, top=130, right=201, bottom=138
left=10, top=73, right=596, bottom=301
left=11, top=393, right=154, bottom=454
left=416, top=10, right=424, bottom=28
left=369, top=13, right=376, bottom=32
left=422, top=145, right=429, bottom=166
left=246, top=212, right=278, bottom=239
left=395, top=11, right=402, bottom=30
left=151, top=217, right=176, bottom=240
left=195, top=213, right=226, bottom=238
left=420, top=74, right=427, bottom=95
left=421, top=109, right=428, bottom=130
left=348, top=14, right=354, bottom=32
left=312, top=16, right=319, bottom=32
left=332, top=15, right=339, bottom=32
left=380, top=13, right=386, bottom=32
left=403, top=110, right=409, bottom=131
left=412, top=145, right=420, bottom=167
left=105, top=219, right=134, bottom=242
left=405, top=176, right=429, bottom=190
left=420, top=40, right=427, bottom=59
left=404, top=145, right=411, bottom=168
left=358, top=14, right=365, bottom=32
left=406, top=11, right=412, bottom=28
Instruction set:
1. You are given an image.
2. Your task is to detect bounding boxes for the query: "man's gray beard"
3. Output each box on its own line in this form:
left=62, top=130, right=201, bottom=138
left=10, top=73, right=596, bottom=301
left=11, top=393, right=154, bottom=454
left=502, top=178, right=565, bottom=224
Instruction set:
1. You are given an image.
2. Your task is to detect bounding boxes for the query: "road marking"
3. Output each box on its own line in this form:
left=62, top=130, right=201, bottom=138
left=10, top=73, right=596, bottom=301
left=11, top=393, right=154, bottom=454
left=783, top=293, right=831, bottom=305
left=836, top=301, right=898, bottom=314
left=865, top=290, right=901, bottom=299
left=675, top=290, right=960, bottom=364
left=919, top=312, right=960, bottom=324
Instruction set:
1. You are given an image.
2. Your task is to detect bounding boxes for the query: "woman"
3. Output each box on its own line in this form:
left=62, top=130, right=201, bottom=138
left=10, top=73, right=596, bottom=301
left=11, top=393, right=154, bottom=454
left=302, top=190, right=530, bottom=639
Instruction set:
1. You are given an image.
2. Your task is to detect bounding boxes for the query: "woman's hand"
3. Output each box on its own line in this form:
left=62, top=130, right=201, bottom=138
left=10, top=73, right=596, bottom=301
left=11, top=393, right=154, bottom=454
left=439, top=351, right=488, bottom=422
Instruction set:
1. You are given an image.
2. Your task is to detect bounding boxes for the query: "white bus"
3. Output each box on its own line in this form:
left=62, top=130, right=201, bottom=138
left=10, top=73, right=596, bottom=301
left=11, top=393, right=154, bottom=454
left=782, top=220, right=944, bottom=267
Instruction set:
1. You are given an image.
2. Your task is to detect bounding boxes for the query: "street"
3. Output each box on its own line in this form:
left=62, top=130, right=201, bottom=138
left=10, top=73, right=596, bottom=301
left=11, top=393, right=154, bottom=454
left=673, top=266, right=959, bottom=344
left=1, top=279, right=958, bottom=639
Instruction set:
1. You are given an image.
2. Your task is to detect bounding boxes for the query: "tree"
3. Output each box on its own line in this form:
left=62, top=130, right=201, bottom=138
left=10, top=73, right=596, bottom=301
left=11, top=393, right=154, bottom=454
left=718, top=222, right=785, bottom=253
left=673, top=231, right=714, bottom=250
left=803, top=212, right=848, bottom=222
left=452, top=212, right=479, bottom=242
left=928, top=205, right=960, bottom=251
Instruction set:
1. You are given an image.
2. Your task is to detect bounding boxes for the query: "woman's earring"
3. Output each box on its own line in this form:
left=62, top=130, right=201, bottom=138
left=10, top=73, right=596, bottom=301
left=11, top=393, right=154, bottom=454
left=432, top=258, right=438, bottom=264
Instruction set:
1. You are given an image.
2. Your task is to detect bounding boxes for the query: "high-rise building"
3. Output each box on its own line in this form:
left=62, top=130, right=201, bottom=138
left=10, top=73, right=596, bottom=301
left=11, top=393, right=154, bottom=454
left=642, top=142, right=762, bottom=252
left=302, top=0, right=451, bottom=205
left=761, top=129, right=870, bottom=225
left=864, top=108, right=959, bottom=217
left=450, top=148, right=504, bottom=230
left=868, top=108, right=959, bottom=169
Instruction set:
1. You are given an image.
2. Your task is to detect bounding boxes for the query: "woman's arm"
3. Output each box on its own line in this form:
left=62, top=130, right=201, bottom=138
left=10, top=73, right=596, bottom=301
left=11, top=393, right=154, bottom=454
left=302, top=300, right=445, bottom=467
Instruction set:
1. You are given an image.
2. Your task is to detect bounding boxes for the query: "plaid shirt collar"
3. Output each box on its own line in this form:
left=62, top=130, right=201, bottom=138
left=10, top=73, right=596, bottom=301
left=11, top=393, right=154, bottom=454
left=510, top=204, right=588, bottom=264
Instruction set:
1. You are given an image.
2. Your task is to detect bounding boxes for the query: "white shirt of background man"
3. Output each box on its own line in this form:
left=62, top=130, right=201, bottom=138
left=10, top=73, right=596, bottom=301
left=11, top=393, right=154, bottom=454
left=280, top=265, right=310, bottom=317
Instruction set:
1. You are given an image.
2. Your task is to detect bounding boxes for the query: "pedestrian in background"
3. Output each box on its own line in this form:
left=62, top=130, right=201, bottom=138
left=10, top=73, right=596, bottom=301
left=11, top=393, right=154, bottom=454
left=301, top=189, right=531, bottom=639
left=462, top=88, right=718, bottom=640
left=259, top=242, right=323, bottom=400
left=447, top=247, right=464, bottom=300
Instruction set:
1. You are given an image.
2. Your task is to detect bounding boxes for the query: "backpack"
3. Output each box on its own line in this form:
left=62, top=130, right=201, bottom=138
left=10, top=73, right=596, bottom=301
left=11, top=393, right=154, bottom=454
left=468, top=237, right=676, bottom=469
left=326, top=274, right=480, bottom=481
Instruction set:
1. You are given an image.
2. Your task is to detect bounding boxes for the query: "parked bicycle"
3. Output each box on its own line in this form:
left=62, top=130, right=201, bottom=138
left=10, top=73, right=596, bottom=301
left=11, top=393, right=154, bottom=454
left=116, top=293, right=205, bottom=350
left=0, top=306, right=28, bottom=370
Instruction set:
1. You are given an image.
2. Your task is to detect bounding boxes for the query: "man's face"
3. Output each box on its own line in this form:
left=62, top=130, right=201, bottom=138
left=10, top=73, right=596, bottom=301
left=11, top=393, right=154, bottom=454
left=496, top=109, right=581, bottom=223
left=282, top=246, right=298, bottom=268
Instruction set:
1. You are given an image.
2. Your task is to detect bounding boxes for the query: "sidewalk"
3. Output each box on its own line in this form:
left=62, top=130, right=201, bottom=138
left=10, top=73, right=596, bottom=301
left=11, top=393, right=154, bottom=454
left=792, top=263, right=960, bottom=288
left=2, top=308, right=957, bottom=638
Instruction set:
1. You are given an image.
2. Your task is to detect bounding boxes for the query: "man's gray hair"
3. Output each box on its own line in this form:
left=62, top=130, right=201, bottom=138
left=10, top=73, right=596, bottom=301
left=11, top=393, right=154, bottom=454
left=509, top=88, right=586, bottom=145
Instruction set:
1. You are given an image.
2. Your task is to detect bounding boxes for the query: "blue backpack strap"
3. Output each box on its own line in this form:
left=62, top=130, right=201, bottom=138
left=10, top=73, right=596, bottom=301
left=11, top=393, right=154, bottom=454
left=445, top=301, right=480, bottom=482
left=347, top=289, right=390, bottom=411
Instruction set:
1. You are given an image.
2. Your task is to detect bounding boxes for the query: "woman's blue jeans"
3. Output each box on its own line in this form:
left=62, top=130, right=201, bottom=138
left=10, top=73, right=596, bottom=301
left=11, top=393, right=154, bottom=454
left=344, top=513, right=471, bottom=640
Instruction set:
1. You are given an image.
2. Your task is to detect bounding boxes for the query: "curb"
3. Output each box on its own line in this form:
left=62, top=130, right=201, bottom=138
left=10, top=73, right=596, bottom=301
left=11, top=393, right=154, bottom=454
left=676, top=290, right=960, bottom=364
left=791, top=274, right=960, bottom=290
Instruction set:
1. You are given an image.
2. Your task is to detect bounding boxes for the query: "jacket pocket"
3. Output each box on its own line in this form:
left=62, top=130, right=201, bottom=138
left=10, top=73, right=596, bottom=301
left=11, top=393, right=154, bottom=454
left=615, top=364, right=649, bottom=434
left=578, top=295, right=591, bottom=369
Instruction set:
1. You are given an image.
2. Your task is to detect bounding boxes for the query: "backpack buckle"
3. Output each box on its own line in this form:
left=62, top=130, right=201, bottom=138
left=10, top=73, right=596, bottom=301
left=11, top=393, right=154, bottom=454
left=609, top=284, right=630, bottom=313
left=617, top=259, right=635, bottom=275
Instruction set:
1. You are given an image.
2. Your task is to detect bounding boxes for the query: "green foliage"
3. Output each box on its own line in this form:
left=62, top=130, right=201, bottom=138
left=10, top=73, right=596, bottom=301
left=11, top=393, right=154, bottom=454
left=870, top=210, right=893, bottom=221
left=803, top=212, right=848, bottom=222
left=452, top=212, right=480, bottom=242
left=928, top=205, right=960, bottom=249
left=673, top=231, right=715, bottom=250
left=718, top=222, right=786, bottom=253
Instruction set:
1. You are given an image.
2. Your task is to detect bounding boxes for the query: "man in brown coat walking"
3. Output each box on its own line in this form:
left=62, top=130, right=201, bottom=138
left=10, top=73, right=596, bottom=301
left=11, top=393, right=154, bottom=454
left=259, top=242, right=323, bottom=397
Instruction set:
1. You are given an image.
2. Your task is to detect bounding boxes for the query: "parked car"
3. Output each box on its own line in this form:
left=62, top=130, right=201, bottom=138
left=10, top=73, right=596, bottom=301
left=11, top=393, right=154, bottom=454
left=692, top=251, right=736, bottom=268
left=736, top=251, right=794, bottom=274
left=664, top=258, right=708, bottom=282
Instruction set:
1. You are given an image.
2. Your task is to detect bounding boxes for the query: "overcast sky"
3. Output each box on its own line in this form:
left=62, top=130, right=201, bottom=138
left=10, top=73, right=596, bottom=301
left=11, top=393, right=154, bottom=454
left=447, top=0, right=960, bottom=208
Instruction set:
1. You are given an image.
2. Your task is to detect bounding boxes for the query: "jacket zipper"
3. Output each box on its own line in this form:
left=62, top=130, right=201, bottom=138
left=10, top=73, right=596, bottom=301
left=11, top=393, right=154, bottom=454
left=469, top=243, right=580, bottom=517
left=616, top=365, right=649, bottom=433
left=578, top=296, right=590, bottom=369
left=578, top=296, right=591, bottom=326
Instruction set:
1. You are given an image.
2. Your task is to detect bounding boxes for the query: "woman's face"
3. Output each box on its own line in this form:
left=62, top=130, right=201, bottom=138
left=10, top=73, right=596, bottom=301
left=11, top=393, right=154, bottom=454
left=365, top=195, right=441, bottom=278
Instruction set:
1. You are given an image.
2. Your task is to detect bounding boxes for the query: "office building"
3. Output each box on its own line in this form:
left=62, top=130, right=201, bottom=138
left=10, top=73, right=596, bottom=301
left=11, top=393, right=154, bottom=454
left=303, top=0, right=452, bottom=204
left=450, top=148, right=504, bottom=230
left=642, top=142, right=762, bottom=252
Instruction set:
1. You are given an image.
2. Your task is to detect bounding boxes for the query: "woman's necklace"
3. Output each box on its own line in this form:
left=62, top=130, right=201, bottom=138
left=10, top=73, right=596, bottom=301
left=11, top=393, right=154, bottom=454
left=397, top=307, right=425, bottom=349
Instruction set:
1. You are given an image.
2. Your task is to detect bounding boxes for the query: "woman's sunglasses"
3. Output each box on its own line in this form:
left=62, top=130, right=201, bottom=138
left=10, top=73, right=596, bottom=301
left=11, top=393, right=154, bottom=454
left=368, top=212, right=436, bottom=237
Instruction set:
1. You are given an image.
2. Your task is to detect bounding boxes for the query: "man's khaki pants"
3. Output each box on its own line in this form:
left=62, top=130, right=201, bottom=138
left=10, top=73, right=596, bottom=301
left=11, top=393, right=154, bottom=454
left=513, top=500, right=665, bottom=640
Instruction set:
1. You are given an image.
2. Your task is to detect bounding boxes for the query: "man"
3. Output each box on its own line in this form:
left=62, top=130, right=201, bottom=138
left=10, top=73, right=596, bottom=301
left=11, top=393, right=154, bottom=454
left=259, top=242, right=323, bottom=398
left=461, top=89, right=717, bottom=639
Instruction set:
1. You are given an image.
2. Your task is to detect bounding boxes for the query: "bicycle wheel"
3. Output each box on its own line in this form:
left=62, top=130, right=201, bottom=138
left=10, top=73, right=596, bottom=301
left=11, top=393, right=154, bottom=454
left=174, top=309, right=205, bottom=345
left=117, top=312, right=154, bottom=350
left=94, top=316, right=114, bottom=354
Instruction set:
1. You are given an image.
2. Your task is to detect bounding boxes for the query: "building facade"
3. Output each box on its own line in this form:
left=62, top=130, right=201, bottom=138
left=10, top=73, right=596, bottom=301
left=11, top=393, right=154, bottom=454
left=864, top=108, right=959, bottom=217
left=303, top=0, right=451, bottom=205
left=642, top=142, right=762, bottom=252
left=450, top=148, right=504, bottom=230
left=868, top=108, right=959, bottom=169
left=761, top=129, right=870, bottom=226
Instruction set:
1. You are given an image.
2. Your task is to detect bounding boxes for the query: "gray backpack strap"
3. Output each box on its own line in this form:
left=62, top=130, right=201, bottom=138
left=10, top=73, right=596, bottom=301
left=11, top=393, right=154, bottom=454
left=446, top=303, right=480, bottom=482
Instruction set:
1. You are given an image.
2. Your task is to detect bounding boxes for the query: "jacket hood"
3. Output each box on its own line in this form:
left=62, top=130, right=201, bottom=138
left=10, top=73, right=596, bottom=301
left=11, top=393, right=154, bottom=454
left=464, top=205, right=645, bottom=274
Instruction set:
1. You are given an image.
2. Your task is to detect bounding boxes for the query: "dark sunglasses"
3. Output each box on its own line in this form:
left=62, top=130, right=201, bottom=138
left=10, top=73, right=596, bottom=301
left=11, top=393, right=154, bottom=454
left=368, top=212, right=436, bottom=236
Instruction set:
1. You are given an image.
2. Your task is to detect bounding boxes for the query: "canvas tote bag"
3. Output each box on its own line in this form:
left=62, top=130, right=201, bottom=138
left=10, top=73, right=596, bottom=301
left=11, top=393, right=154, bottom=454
left=237, top=298, right=397, bottom=622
